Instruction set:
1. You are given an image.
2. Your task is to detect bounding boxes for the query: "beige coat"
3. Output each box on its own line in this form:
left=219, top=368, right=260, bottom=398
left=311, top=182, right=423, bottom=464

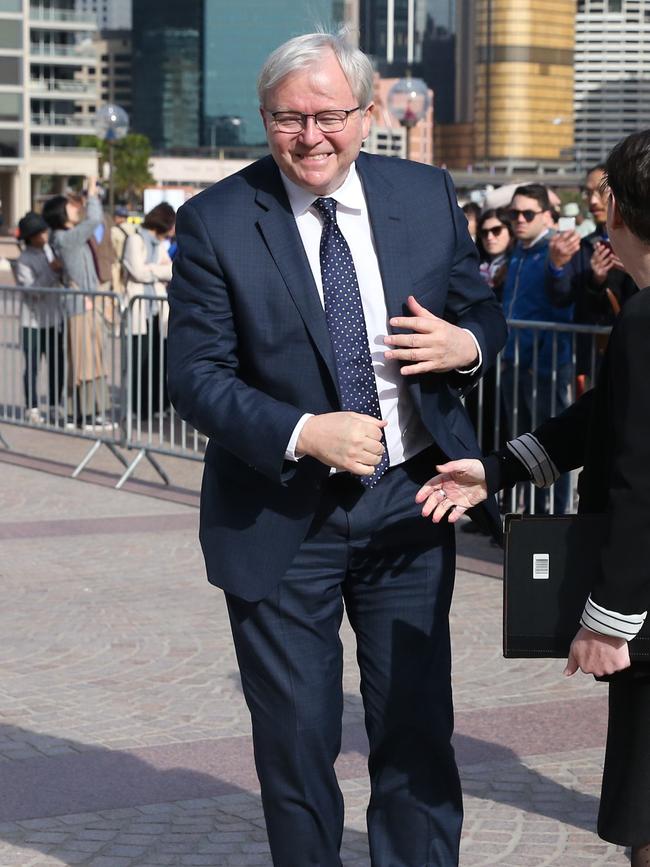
left=122, top=230, right=172, bottom=336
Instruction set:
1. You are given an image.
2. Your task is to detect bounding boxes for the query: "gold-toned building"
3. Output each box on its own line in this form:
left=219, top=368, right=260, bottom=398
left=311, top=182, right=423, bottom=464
left=474, top=0, right=576, bottom=164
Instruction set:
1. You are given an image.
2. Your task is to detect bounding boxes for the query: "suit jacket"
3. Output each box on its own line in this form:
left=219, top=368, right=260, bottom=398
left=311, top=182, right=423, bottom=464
left=484, top=285, right=650, bottom=623
left=167, top=152, right=507, bottom=601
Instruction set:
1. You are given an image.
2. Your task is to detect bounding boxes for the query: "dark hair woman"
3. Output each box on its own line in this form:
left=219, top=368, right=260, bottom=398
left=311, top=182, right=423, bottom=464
left=476, top=208, right=515, bottom=301
left=42, top=177, right=113, bottom=430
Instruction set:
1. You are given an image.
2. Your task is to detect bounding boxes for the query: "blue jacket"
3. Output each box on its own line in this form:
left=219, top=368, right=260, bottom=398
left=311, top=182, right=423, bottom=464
left=502, top=232, right=574, bottom=373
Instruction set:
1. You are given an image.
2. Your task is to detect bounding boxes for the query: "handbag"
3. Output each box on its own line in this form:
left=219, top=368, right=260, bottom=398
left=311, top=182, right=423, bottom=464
left=503, top=513, right=650, bottom=660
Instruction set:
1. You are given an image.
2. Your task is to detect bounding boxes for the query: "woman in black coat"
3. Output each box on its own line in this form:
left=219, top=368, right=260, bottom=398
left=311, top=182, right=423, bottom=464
left=416, top=130, right=650, bottom=865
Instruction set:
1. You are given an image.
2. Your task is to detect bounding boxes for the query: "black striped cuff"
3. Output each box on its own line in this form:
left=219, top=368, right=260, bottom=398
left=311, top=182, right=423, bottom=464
left=506, top=433, right=560, bottom=488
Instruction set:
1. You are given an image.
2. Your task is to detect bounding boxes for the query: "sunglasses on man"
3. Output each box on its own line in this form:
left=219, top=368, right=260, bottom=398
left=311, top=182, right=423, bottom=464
left=480, top=225, right=507, bottom=239
left=507, top=208, right=547, bottom=223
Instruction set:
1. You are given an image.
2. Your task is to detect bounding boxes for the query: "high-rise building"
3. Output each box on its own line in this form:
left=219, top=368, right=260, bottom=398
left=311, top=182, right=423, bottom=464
left=97, top=30, right=132, bottom=116
left=203, top=0, right=335, bottom=149
left=575, top=0, right=650, bottom=169
left=473, top=0, right=575, bottom=166
left=360, top=1, right=457, bottom=123
left=436, top=0, right=574, bottom=170
left=75, top=0, right=131, bottom=31
left=132, top=0, right=202, bottom=151
left=0, top=0, right=100, bottom=226
left=132, top=0, right=349, bottom=152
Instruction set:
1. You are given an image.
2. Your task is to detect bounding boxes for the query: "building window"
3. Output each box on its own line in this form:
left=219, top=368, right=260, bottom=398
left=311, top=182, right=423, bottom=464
left=0, top=0, right=22, bottom=11
left=0, top=56, right=20, bottom=85
left=608, top=0, right=622, bottom=10
left=0, top=18, right=21, bottom=50
left=0, top=129, right=20, bottom=157
left=0, top=91, right=21, bottom=121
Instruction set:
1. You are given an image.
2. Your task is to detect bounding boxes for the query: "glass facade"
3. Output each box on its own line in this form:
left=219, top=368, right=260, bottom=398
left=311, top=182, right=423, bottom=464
left=360, top=0, right=457, bottom=122
left=203, top=0, right=336, bottom=148
left=132, top=0, right=203, bottom=150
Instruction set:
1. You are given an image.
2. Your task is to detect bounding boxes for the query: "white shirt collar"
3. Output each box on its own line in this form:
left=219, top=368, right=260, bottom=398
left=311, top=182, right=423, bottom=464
left=522, top=228, right=550, bottom=249
left=280, top=163, right=364, bottom=218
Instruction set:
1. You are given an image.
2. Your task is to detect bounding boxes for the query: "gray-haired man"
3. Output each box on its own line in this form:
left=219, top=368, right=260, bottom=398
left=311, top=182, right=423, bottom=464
left=167, top=31, right=506, bottom=865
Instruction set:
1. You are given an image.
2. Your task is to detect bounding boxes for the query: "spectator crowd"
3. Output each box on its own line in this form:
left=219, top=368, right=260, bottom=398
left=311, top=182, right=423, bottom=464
left=10, top=183, right=176, bottom=431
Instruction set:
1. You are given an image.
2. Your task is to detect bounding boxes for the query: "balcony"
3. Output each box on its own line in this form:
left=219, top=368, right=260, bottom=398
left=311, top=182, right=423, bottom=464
left=30, top=144, right=97, bottom=154
left=30, top=6, right=97, bottom=29
left=29, top=78, right=97, bottom=100
left=30, top=42, right=96, bottom=64
left=31, top=112, right=96, bottom=134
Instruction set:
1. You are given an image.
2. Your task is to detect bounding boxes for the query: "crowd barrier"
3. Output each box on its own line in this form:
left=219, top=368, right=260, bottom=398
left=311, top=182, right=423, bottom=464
left=0, top=284, right=611, bottom=511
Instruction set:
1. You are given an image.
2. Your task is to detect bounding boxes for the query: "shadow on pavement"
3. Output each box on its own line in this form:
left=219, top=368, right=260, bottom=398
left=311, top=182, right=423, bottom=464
left=0, top=722, right=370, bottom=866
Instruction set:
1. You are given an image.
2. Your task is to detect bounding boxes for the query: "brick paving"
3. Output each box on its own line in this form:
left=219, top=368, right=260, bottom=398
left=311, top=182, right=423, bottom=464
left=0, top=423, right=629, bottom=865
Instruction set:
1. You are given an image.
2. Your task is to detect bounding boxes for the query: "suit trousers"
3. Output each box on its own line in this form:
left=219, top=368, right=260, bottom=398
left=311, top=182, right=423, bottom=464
left=226, top=447, right=462, bottom=867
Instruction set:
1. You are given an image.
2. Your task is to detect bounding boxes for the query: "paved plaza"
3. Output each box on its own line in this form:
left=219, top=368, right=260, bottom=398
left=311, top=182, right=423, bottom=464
left=0, top=423, right=629, bottom=866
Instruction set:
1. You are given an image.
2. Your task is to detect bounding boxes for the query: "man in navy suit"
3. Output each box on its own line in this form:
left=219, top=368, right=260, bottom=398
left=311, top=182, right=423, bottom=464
left=167, top=31, right=506, bottom=867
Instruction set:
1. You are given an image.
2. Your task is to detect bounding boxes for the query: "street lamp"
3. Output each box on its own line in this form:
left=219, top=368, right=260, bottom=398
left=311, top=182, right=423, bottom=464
left=386, top=76, right=429, bottom=160
left=95, top=104, right=129, bottom=214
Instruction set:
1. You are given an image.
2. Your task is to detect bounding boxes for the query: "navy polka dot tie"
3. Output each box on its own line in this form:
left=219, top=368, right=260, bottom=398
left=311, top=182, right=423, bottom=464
left=313, top=197, right=389, bottom=487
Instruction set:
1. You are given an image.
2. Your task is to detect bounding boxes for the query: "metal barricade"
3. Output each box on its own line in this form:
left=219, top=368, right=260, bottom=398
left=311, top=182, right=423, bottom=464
left=0, top=283, right=129, bottom=476
left=470, top=319, right=612, bottom=515
left=117, top=293, right=206, bottom=488
left=0, top=283, right=613, bottom=507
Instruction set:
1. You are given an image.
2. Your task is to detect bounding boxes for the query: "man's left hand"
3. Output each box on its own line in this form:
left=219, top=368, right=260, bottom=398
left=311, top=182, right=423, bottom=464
left=384, top=296, right=478, bottom=374
left=563, top=627, right=631, bottom=678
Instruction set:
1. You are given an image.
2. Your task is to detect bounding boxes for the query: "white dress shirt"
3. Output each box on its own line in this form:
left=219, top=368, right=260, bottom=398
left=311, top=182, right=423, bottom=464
left=281, top=164, right=478, bottom=469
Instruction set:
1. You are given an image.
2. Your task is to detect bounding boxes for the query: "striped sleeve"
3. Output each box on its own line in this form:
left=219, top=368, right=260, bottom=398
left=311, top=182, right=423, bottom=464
left=506, top=433, right=561, bottom=488
left=580, top=595, right=648, bottom=640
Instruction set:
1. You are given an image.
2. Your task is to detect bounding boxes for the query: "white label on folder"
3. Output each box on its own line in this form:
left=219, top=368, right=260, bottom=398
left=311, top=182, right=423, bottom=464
left=533, top=553, right=550, bottom=580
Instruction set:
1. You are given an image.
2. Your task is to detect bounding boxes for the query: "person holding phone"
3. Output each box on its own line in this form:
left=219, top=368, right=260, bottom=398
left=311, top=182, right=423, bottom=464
left=546, top=165, right=638, bottom=380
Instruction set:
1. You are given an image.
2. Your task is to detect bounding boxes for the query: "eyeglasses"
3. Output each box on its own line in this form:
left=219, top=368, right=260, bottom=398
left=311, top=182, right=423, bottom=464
left=581, top=187, right=607, bottom=201
left=267, top=107, right=361, bottom=133
left=507, top=208, right=545, bottom=223
left=480, top=225, right=507, bottom=239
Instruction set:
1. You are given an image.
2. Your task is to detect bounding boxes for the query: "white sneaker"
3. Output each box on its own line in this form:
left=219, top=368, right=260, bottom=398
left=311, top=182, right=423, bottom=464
left=25, top=407, right=45, bottom=424
left=83, top=415, right=117, bottom=431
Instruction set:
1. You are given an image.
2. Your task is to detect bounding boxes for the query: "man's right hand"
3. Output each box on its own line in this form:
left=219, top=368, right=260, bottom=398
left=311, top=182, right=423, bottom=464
left=591, top=241, right=624, bottom=284
left=297, top=412, right=386, bottom=476
left=549, top=230, right=581, bottom=269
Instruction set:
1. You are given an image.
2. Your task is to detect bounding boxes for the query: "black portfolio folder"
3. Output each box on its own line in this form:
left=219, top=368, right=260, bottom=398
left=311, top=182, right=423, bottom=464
left=503, top=513, right=650, bottom=660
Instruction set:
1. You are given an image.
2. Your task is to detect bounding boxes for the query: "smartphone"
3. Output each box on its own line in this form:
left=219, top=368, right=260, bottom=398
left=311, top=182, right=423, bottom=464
left=557, top=216, right=576, bottom=232
left=598, top=239, right=614, bottom=253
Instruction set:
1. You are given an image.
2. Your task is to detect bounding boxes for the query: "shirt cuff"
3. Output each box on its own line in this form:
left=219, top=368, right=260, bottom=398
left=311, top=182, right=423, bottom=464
left=580, top=595, right=648, bottom=641
left=455, top=329, right=482, bottom=375
left=548, top=263, right=565, bottom=277
left=285, top=413, right=314, bottom=462
left=506, top=433, right=560, bottom=488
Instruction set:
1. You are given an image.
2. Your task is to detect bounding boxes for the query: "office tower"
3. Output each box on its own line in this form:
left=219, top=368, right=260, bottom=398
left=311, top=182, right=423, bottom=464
left=473, top=0, right=575, bottom=166
left=360, top=0, right=457, bottom=122
left=575, top=0, right=650, bottom=168
left=0, top=0, right=100, bottom=225
left=203, top=0, right=336, bottom=149
left=132, top=0, right=340, bottom=151
left=97, top=30, right=132, bottom=117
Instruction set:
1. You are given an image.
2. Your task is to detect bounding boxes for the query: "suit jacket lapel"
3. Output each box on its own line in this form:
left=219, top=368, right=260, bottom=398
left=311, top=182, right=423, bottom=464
left=254, top=171, right=339, bottom=391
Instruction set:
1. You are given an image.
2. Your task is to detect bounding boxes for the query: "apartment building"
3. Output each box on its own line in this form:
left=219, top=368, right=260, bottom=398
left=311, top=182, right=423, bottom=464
left=0, top=0, right=99, bottom=228
left=575, top=0, right=650, bottom=167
